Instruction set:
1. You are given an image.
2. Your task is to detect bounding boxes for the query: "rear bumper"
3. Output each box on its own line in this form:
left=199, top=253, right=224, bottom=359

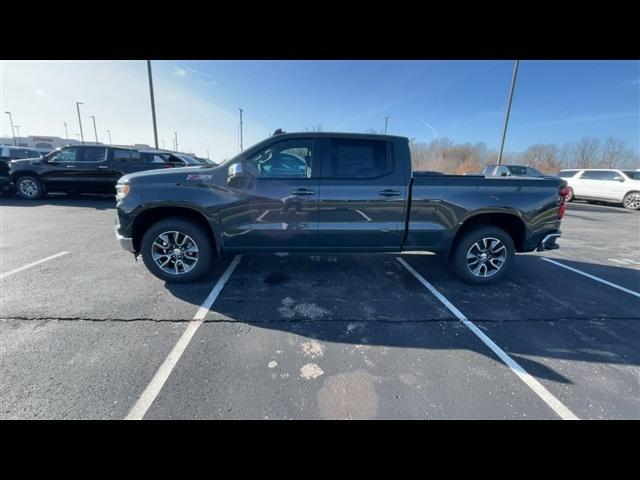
left=536, top=231, right=561, bottom=252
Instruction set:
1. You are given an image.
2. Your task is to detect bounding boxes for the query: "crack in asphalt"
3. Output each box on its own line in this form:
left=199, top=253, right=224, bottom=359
left=2, top=316, right=639, bottom=324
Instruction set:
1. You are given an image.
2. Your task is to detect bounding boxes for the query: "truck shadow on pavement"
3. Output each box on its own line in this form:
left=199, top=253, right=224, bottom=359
left=0, top=194, right=116, bottom=210
left=165, top=253, right=640, bottom=386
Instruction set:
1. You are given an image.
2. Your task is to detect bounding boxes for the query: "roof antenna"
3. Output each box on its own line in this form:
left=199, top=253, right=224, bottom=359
left=272, top=128, right=285, bottom=136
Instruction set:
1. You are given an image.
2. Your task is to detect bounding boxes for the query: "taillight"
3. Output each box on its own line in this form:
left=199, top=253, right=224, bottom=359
left=558, top=186, right=570, bottom=219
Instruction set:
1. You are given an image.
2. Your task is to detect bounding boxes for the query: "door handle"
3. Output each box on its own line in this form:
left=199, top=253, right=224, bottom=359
left=65, top=165, right=76, bottom=168
left=379, top=189, right=400, bottom=197
left=291, top=188, right=315, bottom=196
left=98, top=165, right=108, bottom=169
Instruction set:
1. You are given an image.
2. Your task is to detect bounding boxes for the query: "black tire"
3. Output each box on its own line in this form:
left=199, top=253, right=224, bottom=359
left=15, top=175, right=45, bottom=200
left=450, top=226, right=515, bottom=285
left=140, top=217, right=214, bottom=283
left=622, top=191, right=640, bottom=210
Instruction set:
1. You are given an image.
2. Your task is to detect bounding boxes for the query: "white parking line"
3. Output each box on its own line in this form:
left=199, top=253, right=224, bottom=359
left=0, top=251, right=70, bottom=280
left=396, top=257, right=579, bottom=420
left=541, top=257, right=640, bottom=298
left=125, top=254, right=242, bottom=420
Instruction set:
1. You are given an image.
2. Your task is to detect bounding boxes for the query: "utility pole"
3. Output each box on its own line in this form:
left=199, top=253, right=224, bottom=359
left=384, top=116, right=390, bottom=134
left=207, top=149, right=210, bottom=160
left=64, top=122, right=69, bottom=141
left=90, top=115, right=98, bottom=143
left=106, top=129, right=112, bottom=144
left=147, top=60, right=159, bottom=149
left=4, top=111, right=16, bottom=145
left=497, top=60, right=520, bottom=165
left=239, top=108, right=244, bottom=152
left=14, top=125, right=20, bottom=139
left=174, top=131, right=178, bottom=152
left=161, top=139, right=165, bottom=149
left=76, top=102, right=85, bottom=144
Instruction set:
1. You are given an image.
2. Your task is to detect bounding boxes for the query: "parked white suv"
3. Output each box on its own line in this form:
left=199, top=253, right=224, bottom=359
left=558, top=168, right=640, bottom=210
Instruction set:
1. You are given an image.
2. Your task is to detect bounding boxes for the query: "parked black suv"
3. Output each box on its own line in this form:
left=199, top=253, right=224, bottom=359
left=9, top=145, right=189, bottom=199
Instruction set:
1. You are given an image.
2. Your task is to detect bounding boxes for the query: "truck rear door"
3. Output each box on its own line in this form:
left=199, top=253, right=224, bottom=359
left=317, top=137, right=407, bottom=249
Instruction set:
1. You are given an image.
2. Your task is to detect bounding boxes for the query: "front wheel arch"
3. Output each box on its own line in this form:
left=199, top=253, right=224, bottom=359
left=131, top=206, right=219, bottom=256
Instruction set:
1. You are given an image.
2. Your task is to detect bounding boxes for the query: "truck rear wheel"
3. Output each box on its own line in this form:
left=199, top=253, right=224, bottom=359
left=451, top=226, right=515, bottom=285
left=140, top=217, right=214, bottom=283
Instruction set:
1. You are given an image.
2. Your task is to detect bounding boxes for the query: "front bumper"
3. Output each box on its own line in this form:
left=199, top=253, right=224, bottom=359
left=536, top=231, right=561, bottom=252
left=115, top=225, right=135, bottom=253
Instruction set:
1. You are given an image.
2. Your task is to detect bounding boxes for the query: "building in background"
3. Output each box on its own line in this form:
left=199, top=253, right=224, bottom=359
left=0, top=135, right=89, bottom=154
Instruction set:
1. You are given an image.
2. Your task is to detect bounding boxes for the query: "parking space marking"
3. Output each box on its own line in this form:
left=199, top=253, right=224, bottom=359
left=541, top=257, right=640, bottom=298
left=125, top=254, right=242, bottom=420
left=396, top=257, right=579, bottom=420
left=0, top=251, right=69, bottom=280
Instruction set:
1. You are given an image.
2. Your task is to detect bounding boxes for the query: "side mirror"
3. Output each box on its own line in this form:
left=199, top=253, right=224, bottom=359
left=500, top=171, right=508, bottom=177
left=615, top=176, right=625, bottom=182
left=228, top=162, right=244, bottom=178
left=228, top=162, right=250, bottom=188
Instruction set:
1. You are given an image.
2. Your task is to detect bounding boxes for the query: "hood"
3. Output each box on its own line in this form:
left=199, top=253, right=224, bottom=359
left=119, top=164, right=219, bottom=184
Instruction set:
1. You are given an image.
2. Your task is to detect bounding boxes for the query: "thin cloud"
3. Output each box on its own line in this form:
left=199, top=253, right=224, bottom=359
left=173, top=66, right=187, bottom=77
left=531, top=112, right=639, bottom=127
left=420, top=119, right=438, bottom=139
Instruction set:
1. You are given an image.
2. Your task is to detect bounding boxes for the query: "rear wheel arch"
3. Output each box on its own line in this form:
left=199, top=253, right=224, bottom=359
left=131, top=206, right=219, bottom=255
left=448, top=212, right=526, bottom=258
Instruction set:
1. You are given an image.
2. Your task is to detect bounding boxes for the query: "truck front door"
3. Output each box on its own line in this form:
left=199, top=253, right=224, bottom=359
left=218, top=138, right=321, bottom=249
left=317, top=138, right=407, bottom=249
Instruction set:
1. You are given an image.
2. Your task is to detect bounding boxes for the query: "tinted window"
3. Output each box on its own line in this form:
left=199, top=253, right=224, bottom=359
left=113, top=149, right=134, bottom=162
left=50, top=147, right=79, bottom=162
left=580, top=170, right=620, bottom=180
left=328, top=139, right=389, bottom=178
left=82, top=147, right=107, bottom=162
left=558, top=170, right=578, bottom=178
left=246, top=140, right=312, bottom=178
left=9, top=148, right=39, bottom=159
left=623, top=171, right=640, bottom=180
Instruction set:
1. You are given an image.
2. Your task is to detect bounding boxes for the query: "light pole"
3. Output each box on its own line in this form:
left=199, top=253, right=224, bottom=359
left=4, top=111, right=16, bottom=145
left=207, top=149, right=210, bottom=160
left=384, top=116, right=390, bottom=134
left=161, top=139, right=165, bottom=149
left=90, top=115, right=98, bottom=143
left=239, top=108, right=244, bottom=152
left=106, top=129, right=112, bottom=144
left=147, top=60, right=159, bottom=149
left=14, top=125, right=20, bottom=139
left=76, top=102, right=85, bottom=144
left=497, top=60, right=520, bottom=165
left=174, top=131, right=178, bottom=152
left=64, top=122, right=69, bottom=141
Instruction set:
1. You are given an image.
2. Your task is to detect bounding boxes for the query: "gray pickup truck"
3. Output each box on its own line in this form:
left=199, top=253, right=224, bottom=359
left=115, top=132, right=569, bottom=285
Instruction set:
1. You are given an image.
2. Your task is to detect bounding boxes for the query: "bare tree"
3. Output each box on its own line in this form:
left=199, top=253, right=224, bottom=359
left=571, top=137, right=601, bottom=169
left=601, top=137, right=634, bottom=168
left=519, top=144, right=561, bottom=173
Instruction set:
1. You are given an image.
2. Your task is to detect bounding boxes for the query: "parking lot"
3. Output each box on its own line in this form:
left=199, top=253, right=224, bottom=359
left=1, top=195, right=638, bottom=419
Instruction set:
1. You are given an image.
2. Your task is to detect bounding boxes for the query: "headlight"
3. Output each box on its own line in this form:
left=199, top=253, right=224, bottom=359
left=116, top=183, right=130, bottom=201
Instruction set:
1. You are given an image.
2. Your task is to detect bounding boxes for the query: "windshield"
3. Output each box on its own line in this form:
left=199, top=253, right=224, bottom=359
left=623, top=170, right=640, bottom=180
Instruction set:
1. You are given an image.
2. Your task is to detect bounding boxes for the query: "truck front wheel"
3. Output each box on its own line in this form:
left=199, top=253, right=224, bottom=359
left=140, top=217, right=214, bottom=283
left=451, top=226, right=515, bottom=285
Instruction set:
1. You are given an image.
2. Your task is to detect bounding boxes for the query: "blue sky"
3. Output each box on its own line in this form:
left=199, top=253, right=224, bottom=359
left=2, top=60, right=638, bottom=161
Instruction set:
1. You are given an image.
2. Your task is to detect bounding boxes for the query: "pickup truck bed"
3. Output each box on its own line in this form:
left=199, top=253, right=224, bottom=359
left=115, top=132, right=567, bottom=285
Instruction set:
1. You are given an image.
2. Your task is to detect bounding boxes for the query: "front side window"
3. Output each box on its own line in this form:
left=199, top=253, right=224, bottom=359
left=50, top=147, right=79, bottom=163
left=246, top=140, right=312, bottom=178
left=113, top=149, right=134, bottom=162
left=327, top=139, right=389, bottom=178
left=82, top=147, right=107, bottom=162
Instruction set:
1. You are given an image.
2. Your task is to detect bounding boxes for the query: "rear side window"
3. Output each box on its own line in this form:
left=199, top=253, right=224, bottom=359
left=558, top=170, right=578, bottom=178
left=113, top=149, right=143, bottom=162
left=327, top=139, right=390, bottom=178
left=82, top=147, right=107, bottom=162
left=9, top=148, right=37, bottom=159
left=581, top=170, right=619, bottom=180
